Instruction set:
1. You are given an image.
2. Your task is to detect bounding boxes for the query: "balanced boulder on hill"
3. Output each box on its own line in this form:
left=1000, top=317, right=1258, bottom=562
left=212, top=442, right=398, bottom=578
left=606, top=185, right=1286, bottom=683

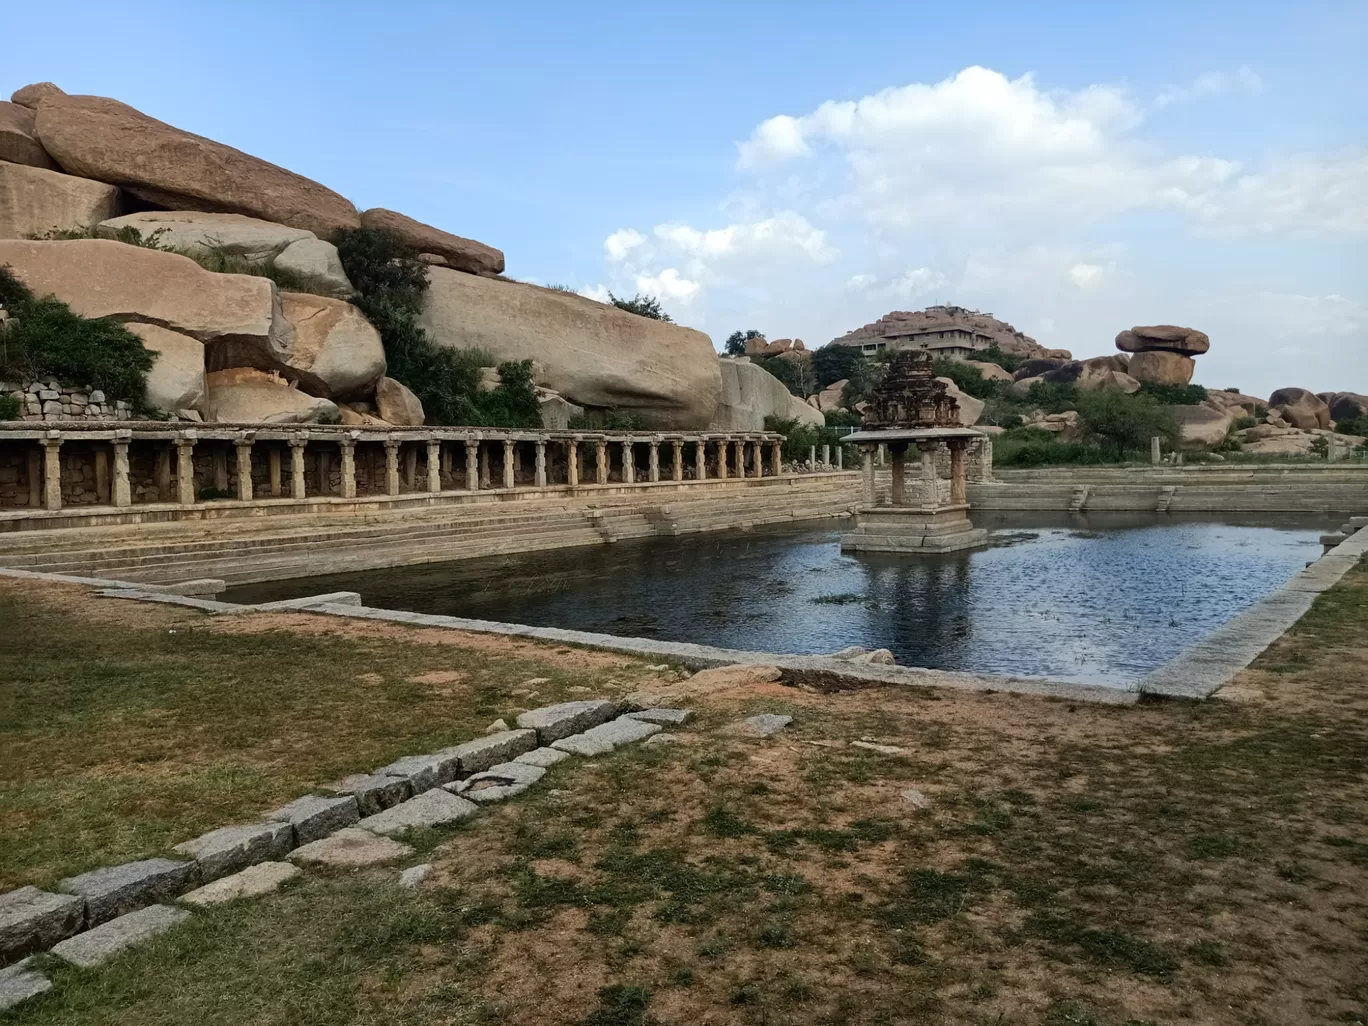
left=1115, top=324, right=1209, bottom=386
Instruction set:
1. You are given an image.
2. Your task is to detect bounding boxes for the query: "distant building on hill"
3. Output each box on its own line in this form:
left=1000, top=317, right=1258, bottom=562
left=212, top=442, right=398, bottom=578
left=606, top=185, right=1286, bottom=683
left=841, top=325, right=996, bottom=359
left=827, top=305, right=1048, bottom=360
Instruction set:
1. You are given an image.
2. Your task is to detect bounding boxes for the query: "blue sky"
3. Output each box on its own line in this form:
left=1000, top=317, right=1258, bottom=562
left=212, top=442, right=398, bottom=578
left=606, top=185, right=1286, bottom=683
left=6, top=0, right=1366, bottom=397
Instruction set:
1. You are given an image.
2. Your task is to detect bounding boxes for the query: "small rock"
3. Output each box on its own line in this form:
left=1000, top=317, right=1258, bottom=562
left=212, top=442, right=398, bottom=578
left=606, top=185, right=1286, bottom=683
left=524, top=677, right=551, bottom=686
left=179, top=862, right=298, bottom=906
left=49, top=905, right=190, bottom=968
left=646, top=664, right=671, bottom=671
left=289, top=828, right=412, bottom=867
left=356, top=789, right=478, bottom=837
left=0, top=959, right=52, bottom=1012
left=551, top=715, right=662, bottom=756
left=900, top=788, right=931, bottom=809
left=851, top=741, right=904, bottom=756
left=484, top=718, right=509, bottom=734
left=567, top=685, right=592, bottom=693
left=645, top=733, right=679, bottom=745
left=398, top=864, right=432, bottom=889
left=514, top=747, right=571, bottom=768
left=626, top=707, right=692, bottom=726
left=731, top=713, right=792, bottom=738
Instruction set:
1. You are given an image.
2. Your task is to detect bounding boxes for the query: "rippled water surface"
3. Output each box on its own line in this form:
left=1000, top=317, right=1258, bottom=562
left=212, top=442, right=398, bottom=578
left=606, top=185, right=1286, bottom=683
left=225, top=512, right=1331, bottom=686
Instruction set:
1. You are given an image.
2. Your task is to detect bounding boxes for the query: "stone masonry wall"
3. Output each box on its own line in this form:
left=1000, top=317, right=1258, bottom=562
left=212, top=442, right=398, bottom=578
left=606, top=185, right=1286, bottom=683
left=2, top=378, right=133, bottom=422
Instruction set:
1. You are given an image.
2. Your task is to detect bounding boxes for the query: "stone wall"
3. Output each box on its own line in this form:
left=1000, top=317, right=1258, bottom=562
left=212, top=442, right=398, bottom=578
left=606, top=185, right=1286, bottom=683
left=3, top=379, right=133, bottom=422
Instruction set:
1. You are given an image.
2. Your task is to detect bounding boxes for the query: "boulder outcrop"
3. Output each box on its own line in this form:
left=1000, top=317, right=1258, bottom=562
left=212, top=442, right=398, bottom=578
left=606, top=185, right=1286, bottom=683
left=829, top=305, right=1051, bottom=358
left=10, top=83, right=66, bottom=110
left=203, top=368, right=339, bottom=424
left=0, top=162, right=119, bottom=240
left=1128, top=350, right=1195, bottom=386
left=1022, top=410, right=1082, bottom=442
left=278, top=293, right=385, bottom=399
left=272, top=238, right=352, bottom=298
left=711, top=358, right=823, bottom=432
left=813, top=378, right=848, bottom=411
left=33, top=93, right=360, bottom=237
left=1115, top=325, right=1210, bottom=355
left=1267, top=387, right=1331, bottom=431
left=98, top=210, right=313, bottom=263
left=963, top=360, right=1013, bottom=382
left=126, top=323, right=205, bottom=413
left=0, top=103, right=58, bottom=170
left=1013, top=357, right=1068, bottom=381
left=359, top=208, right=503, bottom=276
left=935, top=377, right=984, bottom=426
left=418, top=268, right=721, bottom=429
left=1326, top=392, right=1368, bottom=423
left=1172, top=404, right=1234, bottom=448
left=375, top=377, right=425, bottom=426
left=1039, top=355, right=1139, bottom=392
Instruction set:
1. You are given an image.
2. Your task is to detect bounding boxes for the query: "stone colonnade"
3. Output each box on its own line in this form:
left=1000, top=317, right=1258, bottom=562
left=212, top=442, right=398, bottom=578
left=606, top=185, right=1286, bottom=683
left=0, top=427, right=792, bottom=513
left=858, top=436, right=992, bottom=508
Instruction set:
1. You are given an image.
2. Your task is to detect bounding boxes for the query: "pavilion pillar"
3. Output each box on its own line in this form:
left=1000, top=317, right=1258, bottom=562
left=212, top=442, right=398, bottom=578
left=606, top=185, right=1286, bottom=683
left=889, top=443, right=906, bottom=507
left=403, top=444, right=418, bottom=490
left=822, top=444, right=831, bottom=469
left=154, top=446, right=171, bottom=501
left=234, top=437, right=254, bottom=501
left=112, top=437, right=131, bottom=508
left=384, top=440, right=401, bottom=495
left=502, top=439, right=516, bottom=489
left=622, top=441, right=636, bottom=484
left=671, top=440, right=683, bottom=482
left=837, top=446, right=844, bottom=471
left=441, top=445, right=453, bottom=476
left=94, top=448, right=109, bottom=504
left=566, top=439, right=579, bottom=487
left=751, top=440, right=763, bottom=479
left=290, top=438, right=307, bottom=499
left=695, top=439, right=707, bottom=481
left=268, top=447, right=282, bottom=496
left=733, top=440, right=745, bottom=479
left=316, top=446, right=331, bottom=496
left=427, top=438, right=442, bottom=493
left=595, top=439, right=608, bottom=484
left=949, top=440, right=968, bottom=505
left=770, top=441, right=782, bottom=477
left=466, top=439, right=480, bottom=491
left=918, top=442, right=938, bottom=507
left=648, top=441, right=660, bottom=483
left=861, top=446, right=875, bottom=505
left=479, top=443, right=491, bottom=488
left=41, top=437, right=62, bottom=510
left=212, top=447, right=229, bottom=493
left=809, top=445, right=817, bottom=468
left=535, top=440, right=548, bottom=487
left=174, top=437, right=196, bottom=505
left=717, top=439, right=728, bottom=480
left=26, top=448, right=42, bottom=507
left=340, top=440, right=357, bottom=498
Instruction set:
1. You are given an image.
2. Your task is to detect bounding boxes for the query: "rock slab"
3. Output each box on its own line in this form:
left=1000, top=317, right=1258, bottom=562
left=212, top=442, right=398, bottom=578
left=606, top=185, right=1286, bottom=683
left=732, top=713, right=793, bottom=738
left=625, top=708, right=693, bottom=726
left=359, top=207, right=504, bottom=276
left=58, top=858, right=195, bottom=927
left=514, top=746, right=571, bottom=768
left=179, top=862, right=299, bottom=906
left=441, top=728, right=539, bottom=774
left=323, top=773, right=411, bottom=816
left=374, top=376, right=425, bottom=426
left=0, top=103, right=58, bottom=169
left=551, top=715, right=662, bottom=756
left=203, top=368, right=340, bottom=425
left=0, top=161, right=119, bottom=240
left=517, top=700, right=621, bottom=745
left=49, top=904, right=190, bottom=968
left=263, top=794, right=359, bottom=845
left=289, top=828, right=412, bottom=867
left=711, top=358, right=824, bottom=432
left=451, top=761, right=546, bottom=802
left=376, top=750, right=464, bottom=793
left=172, top=821, right=294, bottom=882
left=98, top=210, right=313, bottom=263
left=0, top=886, right=85, bottom=963
left=356, top=789, right=478, bottom=837
left=0, top=959, right=51, bottom=1011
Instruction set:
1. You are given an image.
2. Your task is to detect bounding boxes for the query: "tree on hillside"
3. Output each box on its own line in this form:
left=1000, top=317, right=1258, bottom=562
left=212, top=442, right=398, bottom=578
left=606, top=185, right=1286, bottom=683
left=757, top=354, right=816, bottom=398
left=811, top=343, right=865, bottom=389
left=723, top=329, right=764, bottom=357
left=608, top=292, right=672, bottom=322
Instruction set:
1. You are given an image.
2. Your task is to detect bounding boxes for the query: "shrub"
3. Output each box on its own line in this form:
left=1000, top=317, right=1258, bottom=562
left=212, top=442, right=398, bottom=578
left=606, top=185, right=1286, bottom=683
left=1334, top=415, right=1368, bottom=437
left=0, top=393, right=19, bottom=420
left=964, top=344, right=1024, bottom=374
left=764, top=415, right=848, bottom=463
left=567, top=410, right=645, bottom=431
left=608, top=292, right=672, bottom=322
left=1137, top=381, right=1208, bottom=406
left=1232, top=415, right=1257, bottom=431
left=1074, top=388, right=1177, bottom=457
left=932, top=357, right=1001, bottom=400
left=756, top=353, right=815, bottom=397
left=811, top=344, right=867, bottom=389
left=993, top=428, right=1119, bottom=467
left=723, top=329, right=763, bottom=357
left=823, top=409, right=863, bottom=428
left=1023, top=380, right=1080, bottom=413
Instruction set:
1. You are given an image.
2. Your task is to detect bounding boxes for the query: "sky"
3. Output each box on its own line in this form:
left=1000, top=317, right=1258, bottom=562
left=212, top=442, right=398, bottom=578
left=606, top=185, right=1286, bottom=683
left=5, top=0, right=1366, bottom=398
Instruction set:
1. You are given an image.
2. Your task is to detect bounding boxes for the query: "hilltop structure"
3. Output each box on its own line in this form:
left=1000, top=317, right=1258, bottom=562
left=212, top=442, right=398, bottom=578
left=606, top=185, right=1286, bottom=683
left=828, top=305, right=1068, bottom=360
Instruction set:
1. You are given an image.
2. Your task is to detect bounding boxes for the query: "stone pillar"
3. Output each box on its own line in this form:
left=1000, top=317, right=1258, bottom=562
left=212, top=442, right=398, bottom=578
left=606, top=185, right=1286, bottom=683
left=316, top=447, right=330, bottom=497
left=890, top=443, right=906, bottom=507
left=751, top=440, right=763, bottom=479
left=384, top=440, right=401, bottom=495
left=41, top=437, right=62, bottom=510
left=770, top=441, right=782, bottom=477
left=340, top=440, right=357, bottom=499
left=671, top=440, right=684, bottom=482
left=808, top=445, right=817, bottom=469
left=1150, top=435, right=1161, bottom=465
left=112, top=437, right=131, bottom=508
left=981, top=437, right=993, bottom=482
left=535, top=441, right=548, bottom=487
left=595, top=439, right=609, bottom=484
left=155, top=446, right=172, bottom=501
left=427, top=439, right=442, bottom=493
left=877, top=444, right=886, bottom=466
left=949, top=440, right=968, bottom=505
left=734, top=440, right=746, bottom=479
left=175, top=437, right=196, bottom=506
left=837, top=446, right=844, bottom=471
left=695, top=440, right=707, bottom=481
left=862, top=446, right=875, bottom=505
left=717, top=439, right=728, bottom=480
left=94, top=448, right=110, bottom=504
left=648, top=441, right=660, bottom=483
left=212, top=448, right=229, bottom=493
left=234, top=438, right=254, bottom=501
left=402, top=445, right=418, bottom=490
left=822, top=444, right=831, bottom=469
left=268, top=447, right=282, bottom=497
left=466, top=440, right=480, bottom=491
left=622, top=441, right=636, bottom=484
left=290, top=438, right=307, bottom=499
left=566, top=439, right=579, bottom=487
left=27, top=448, right=42, bottom=508
left=919, top=442, right=938, bottom=508
left=479, top=444, right=491, bottom=488
left=441, top=446, right=453, bottom=476
left=502, top=439, right=516, bottom=489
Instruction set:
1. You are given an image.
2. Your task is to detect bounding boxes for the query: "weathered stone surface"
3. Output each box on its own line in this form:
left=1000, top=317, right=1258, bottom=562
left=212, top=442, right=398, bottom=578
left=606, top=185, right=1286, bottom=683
left=179, top=861, right=298, bottom=906
left=58, top=858, right=194, bottom=926
left=288, top=828, right=412, bottom=867
left=0, top=161, right=118, bottom=240
left=50, top=904, right=190, bottom=968
left=203, top=368, right=340, bottom=425
left=0, top=240, right=288, bottom=372
left=539, top=391, right=585, bottom=429
left=34, top=94, right=361, bottom=237
left=279, top=292, right=385, bottom=399
left=1128, top=350, right=1195, bottom=386
left=322, top=773, right=411, bottom=816
left=851, top=740, right=904, bottom=755
left=263, top=794, right=359, bottom=845
left=0, top=958, right=51, bottom=1011
left=451, top=761, right=546, bottom=802
left=374, top=376, right=425, bottom=426
left=964, top=360, right=1013, bottom=383
left=172, top=821, right=294, bottom=882
left=1329, top=392, right=1368, bottom=423
left=1012, top=357, right=1068, bottom=381
left=1268, top=387, right=1331, bottom=431
left=625, top=708, right=693, bottom=726
left=551, top=715, right=662, bottom=756
left=359, top=208, right=504, bottom=276
left=1021, top=409, right=1083, bottom=441
left=935, top=376, right=984, bottom=426
left=0, top=887, right=84, bottom=963
left=441, top=729, right=539, bottom=774
left=356, top=788, right=478, bottom=836
left=376, top=750, right=464, bottom=793
left=1039, top=356, right=1139, bottom=393
left=516, top=700, right=621, bottom=745
left=273, top=238, right=352, bottom=298
left=398, top=864, right=432, bottom=889
left=98, top=210, right=313, bottom=263
left=10, top=83, right=66, bottom=110
left=419, top=268, right=722, bottom=430
left=731, top=713, right=792, bottom=738
left=900, top=788, right=931, bottom=809
left=1173, top=404, right=1237, bottom=448
left=514, top=746, right=571, bottom=768
left=1116, top=325, right=1210, bottom=355
left=711, top=358, right=823, bottom=432
left=127, top=323, right=206, bottom=413
left=0, top=104, right=58, bottom=170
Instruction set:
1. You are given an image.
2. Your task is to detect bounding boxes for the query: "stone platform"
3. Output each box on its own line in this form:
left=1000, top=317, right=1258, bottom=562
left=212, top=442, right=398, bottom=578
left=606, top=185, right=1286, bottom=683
left=840, top=504, right=988, bottom=553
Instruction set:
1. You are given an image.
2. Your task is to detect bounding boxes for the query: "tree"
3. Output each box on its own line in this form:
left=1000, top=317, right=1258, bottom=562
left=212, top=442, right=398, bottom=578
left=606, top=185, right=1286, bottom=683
left=810, top=343, right=865, bottom=389
left=723, top=329, right=763, bottom=357
left=1073, top=389, right=1177, bottom=457
left=608, top=292, right=672, bottom=322
left=757, top=353, right=816, bottom=397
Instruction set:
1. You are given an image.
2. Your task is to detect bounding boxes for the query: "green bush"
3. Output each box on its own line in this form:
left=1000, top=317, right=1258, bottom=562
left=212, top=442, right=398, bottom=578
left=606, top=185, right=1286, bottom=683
left=0, top=393, right=19, bottom=420
left=764, top=415, right=848, bottom=463
left=1073, top=388, right=1177, bottom=457
left=932, top=357, right=1000, bottom=400
left=567, top=410, right=645, bottom=430
left=608, top=292, right=672, bottom=322
left=1023, top=380, right=1080, bottom=413
left=1137, top=381, right=1208, bottom=405
left=811, top=344, right=868, bottom=390
left=1334, top=415, right=1368, bottom=437
left=993, top=429, right=1120, bottom=467
left=964, top=344, right=1024, bottom=374
left=823, top=409, right=862, bottom=428
left=723, top=329, right=763, bottom=357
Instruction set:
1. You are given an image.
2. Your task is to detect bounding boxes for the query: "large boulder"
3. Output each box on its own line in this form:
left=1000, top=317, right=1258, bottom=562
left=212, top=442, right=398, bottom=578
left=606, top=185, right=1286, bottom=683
left=278, top=293, right=385, bottom=399
left=10, top=83, right=66, bottom=110
left=1041, top=356, right=1139, bottom=392
left=1328, top=392, right=1368, bottom=423
left=203, top=368, right=339, bottom=424
left=0, top=103, right=58, bottom=170
left=814, top=378, right=848, bottom=411
left=0, top=239, right=291, bottom=373
left=1022, top=410, right=1082, bottom=442
left=1207, top=390, right=1263, bottom=417
left=98, top=210, right=313, bottom=263
left=126, top=323, right=205, bottom=413
left=935, top=377, right=984, bottom=426
left=375, top=377, right=424, bottom=426
left=418, top=268, right=721, bottom=429
left=1171, top=404, right=1234, bottom=448
left=711, top=358, right=824, bottom=432
left=272, top=238, right=352, bottom=298
left=968, top=360, right=1013, bottom=383
left=0, top=161, right=119, bottom=239
left=1268, top=387, right=1330, bottom=431
left=761, top=337, right=794, bottom=357
left=33, top=94, right=360, bottom=237
left=1013, top=357, right=1068, bottom=381
left=1128, top=350, right=1195, bottom=386
left=1115, top=325, right=1210, bottom=355
left=358, top=208, right=503, bottom=276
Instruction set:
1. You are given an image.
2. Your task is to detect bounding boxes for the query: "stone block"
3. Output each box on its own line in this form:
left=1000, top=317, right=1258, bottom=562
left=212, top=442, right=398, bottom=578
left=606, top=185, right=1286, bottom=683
left=625, top=708, right=693, bottom=726
left=450, top=761, right=545, bottom=803
left=172, top=821, right=294, bottom=882
left=179, top=862, right=299, bottom=906
left=730, top=713, right=792, bottom=738
left=355, top=789, right=478, bottom=837
left=375, top=750, right=464, bottom=793
left=0, top=959, right=51, bottom=1012
left=440, top=728, right=538, bottom=774
left=263, top=794, right=359, bottom=845
left=288, top=828, right=412, bottom=868
left=514, top=747, right=571, bottom=769
left=516, top=700, right=621, bottom=745
left=550, top=715, right=662, bottom=756
left=58, top=858, right=195, bottom=926
left=49, top=904, right=190, bottom=968
left=322, top=773, right=411, bottom=816
left=0, top=886, right=84, bottom=964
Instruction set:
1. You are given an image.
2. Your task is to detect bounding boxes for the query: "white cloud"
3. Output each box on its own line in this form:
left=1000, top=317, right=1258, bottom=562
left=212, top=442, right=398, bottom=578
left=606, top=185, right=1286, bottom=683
left=885, top=268, right=948, bottom=299
left=578, top=284, right=611, bottom=303
left=652, top=213, right=836, bottom=263
left=635, top=268, right=701, bottom=305
left=604, top=228, right=645, bottom=262
left=1156, top=66, right=1263, bottom=108
left=846, top=273, right=877, bottom=291
left=1070, top=263, right=1106, bottom=288
left=737, top=114, right=809, bottom=169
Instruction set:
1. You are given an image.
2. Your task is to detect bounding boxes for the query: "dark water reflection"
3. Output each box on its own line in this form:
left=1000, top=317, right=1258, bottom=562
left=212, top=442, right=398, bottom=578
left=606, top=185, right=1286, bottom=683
left=225, top=512, right=1332, bottom=686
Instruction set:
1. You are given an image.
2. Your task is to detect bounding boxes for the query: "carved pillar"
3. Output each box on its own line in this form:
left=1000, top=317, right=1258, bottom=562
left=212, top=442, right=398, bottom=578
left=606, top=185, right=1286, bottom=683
left=290, top=438, right=307, bottom=499
left=809, top=445, right=817, bottom=468
left=535, top=440, right=547, bottom=487
left=402, top=444, right=417, bottom=490
left=175, top=437, right=196, bottom=506
left=595, top=439, right=608, bottom=484
left=316, top=446, right=330, bottom=497
left=717, top=439, right=728, bottom=480
left=671, top=440, right=683, bottom=482
left=502, top=438, right=516, bottom=489
left=889, top=443, right=906, bottom=507
left=441, top=445, right=453, bottom=476
left=234, top=437, right=254, bottom=501
left=268, top=447, right=282, bottom=496
left=648, top=441, right=660, bottom=483
left=466, top=439, right=480, bottom=491
left=94, top=448, right=109, bottom=504
left=384, top=440, right=401, bottom=495
left=340, top=440, right=357, bottom=499
left=822, top=444, right=831, bottom=469
left=112, top=437, right=131, bottom=508
left=695, top=439, right=707, bottom=481
left=479, top=443, right=491, bottom=488
left=862, top=446, right=875, bottom=505
left=41, top=437, right=62, bottom=510
left=752, top=440, right=763, bottom=479
left=949, top=439, right=967, bottom=505
left=212, top=447, right=229, bottom=493
left=566, top=439, right=579, bottom=487
left=622, top=441, right=636, bottom=484
left=770, top=441, right=782, bottom=477
left=735, top=440, right=747, bottom=479
left=919, top=442, right=938, bottom=507
left=427, top=438, right=442, bottom=493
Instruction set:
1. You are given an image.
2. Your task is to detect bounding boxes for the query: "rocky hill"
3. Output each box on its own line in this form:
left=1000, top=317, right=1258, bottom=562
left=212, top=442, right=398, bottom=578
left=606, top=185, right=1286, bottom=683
left=828, top=305, right=1057, bottom=358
